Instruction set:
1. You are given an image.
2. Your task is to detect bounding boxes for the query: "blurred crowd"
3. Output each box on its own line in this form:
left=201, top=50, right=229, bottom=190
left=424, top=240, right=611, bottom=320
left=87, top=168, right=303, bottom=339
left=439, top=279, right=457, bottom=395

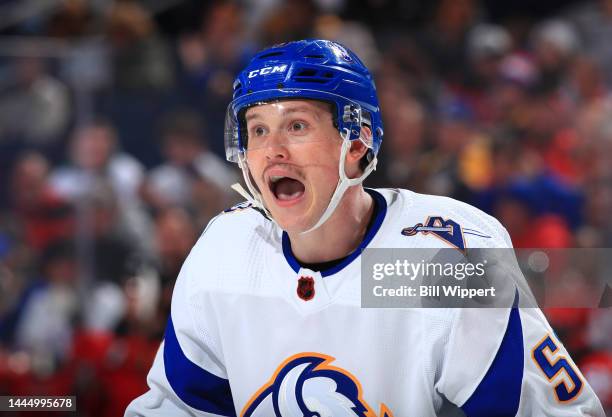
left=0, top=0, right=611, bottom=415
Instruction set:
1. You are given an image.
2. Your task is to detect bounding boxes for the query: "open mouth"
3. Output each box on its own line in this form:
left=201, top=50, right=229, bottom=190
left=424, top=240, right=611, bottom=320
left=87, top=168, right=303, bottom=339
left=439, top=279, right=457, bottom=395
left=269, top=175, right=306, bottom=204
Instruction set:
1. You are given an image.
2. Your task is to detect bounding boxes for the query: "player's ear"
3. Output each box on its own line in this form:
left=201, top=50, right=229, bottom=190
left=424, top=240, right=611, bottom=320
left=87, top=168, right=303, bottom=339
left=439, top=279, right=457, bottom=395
left=348, top=126, right=371, bottom=160
left=345, top=126, right=371, bottom=177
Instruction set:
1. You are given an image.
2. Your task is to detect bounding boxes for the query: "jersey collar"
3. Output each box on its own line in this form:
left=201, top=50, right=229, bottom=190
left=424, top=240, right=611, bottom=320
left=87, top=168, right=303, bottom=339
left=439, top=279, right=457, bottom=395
left=281, top=188, right=387, bottom=277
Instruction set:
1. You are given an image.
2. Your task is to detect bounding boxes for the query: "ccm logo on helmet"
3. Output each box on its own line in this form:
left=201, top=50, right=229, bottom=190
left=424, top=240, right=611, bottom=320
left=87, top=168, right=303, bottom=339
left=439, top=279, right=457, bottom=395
left=248, top=65, right=288, bottom=78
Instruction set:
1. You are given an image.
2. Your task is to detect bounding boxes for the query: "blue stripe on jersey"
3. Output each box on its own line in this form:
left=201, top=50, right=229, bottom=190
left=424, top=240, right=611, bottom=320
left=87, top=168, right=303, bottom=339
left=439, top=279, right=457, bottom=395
left=163, top=317, right=237, bottom=416
left=282, top=188, right=388, bottom=277
left=461, top=293, right=523, bottom=417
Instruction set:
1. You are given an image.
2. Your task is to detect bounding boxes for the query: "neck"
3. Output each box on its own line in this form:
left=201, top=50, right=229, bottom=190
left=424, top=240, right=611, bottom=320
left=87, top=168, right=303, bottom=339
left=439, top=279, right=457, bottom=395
left=287, top=186, right=374, bottom=264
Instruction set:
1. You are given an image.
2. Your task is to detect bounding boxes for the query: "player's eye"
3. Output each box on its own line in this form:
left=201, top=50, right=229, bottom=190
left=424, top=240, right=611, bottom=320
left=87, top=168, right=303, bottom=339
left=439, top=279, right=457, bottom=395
left=250, top=125, right=268, bottom=137
left=289, top=121, right=308, bottom=134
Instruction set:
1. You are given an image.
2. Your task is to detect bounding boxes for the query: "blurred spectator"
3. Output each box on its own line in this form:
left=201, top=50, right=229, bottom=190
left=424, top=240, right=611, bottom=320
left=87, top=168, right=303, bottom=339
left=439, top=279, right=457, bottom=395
left=486, top=53, right=539, bottom=130
left=419, top=93, right=482, bottom=197
left=0, top=57, right=71, bottom=145
left=467, top=24, right=512, bottom=65
left=49, top=119, right=153, bottom=255
left=8, top=152, right=75, bottom=252
left=415, top=0, right=480, bottom=84
left=258, top=0, right=318, bottom=45
left=50, top=120, right=141, bottom=201
left=80, top=180, right=140, bottom=285
left=568, top=55, right=608, bottom=105
left=9, top=240, right=79, bottom=365
left=462, top=23, right=513, bottom=123
left=152, top=207, right=198, bottom=321
left=106, top=1, right=174, bottom=91
left=47, top=0, right=99, bottom=39
left=376, top=92, right=429, bottom=190
left=177, top=2, right=254, bottom=156
left=145, top=110, right=239, bottom=224
left=377, top=35, right=435, bottom=102
left=530, top=19, right=580, bottom=93
left=569, top=0, right=612, bottom=86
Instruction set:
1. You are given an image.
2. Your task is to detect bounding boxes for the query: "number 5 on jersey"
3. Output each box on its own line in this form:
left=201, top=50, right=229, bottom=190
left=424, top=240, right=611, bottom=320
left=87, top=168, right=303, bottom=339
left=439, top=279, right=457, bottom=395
left=532, top=334, right=583, bottom=402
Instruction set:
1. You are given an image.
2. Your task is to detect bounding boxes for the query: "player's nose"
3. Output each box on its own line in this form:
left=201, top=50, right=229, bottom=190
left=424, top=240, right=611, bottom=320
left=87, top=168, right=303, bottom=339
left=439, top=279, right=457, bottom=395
left=264, top=129, right=289, bottom=160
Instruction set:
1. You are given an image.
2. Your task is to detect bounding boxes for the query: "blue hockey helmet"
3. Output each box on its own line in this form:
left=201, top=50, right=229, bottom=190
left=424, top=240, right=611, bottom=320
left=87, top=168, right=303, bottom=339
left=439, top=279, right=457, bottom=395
left=224, top=39, right=383, bottom=163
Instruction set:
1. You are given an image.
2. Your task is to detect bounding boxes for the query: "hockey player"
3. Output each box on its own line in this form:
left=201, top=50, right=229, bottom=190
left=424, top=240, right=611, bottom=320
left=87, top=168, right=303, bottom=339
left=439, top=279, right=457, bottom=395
left=125, top=40, right=605, bottom=416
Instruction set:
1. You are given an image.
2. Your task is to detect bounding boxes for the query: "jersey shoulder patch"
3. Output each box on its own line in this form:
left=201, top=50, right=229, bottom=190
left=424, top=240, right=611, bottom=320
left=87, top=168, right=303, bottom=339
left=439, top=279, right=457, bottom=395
left=400, top=215, right=486, bottom=251
left=395, top=190, right=511, bottom=249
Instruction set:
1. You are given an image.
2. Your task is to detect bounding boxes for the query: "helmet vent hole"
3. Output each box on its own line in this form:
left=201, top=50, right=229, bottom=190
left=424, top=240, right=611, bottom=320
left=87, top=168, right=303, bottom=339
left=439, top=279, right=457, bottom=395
left=296, top=69, right=317, bottom=77
left=304, top=54, right=324, bottom=59
left=258, top=52, right=284, bottom=58
left=292, top=67, right=332, bottom=84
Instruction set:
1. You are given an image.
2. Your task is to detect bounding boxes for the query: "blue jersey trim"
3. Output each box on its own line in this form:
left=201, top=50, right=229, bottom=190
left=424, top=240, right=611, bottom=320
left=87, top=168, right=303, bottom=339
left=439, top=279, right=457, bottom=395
left=163, top=317, right=237, bottom=416
left=282, top=188, right=388, bottom=277
left=461, top=292, right=523, bottom=417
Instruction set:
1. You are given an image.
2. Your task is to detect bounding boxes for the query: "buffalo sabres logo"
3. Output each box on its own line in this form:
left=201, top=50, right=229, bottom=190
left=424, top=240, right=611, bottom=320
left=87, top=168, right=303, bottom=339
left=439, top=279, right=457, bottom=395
left=297, top=276, right=315, bottom=301
left=241, top=353, right=394, bottom=417
left=402, top=216, right=467, bottom=251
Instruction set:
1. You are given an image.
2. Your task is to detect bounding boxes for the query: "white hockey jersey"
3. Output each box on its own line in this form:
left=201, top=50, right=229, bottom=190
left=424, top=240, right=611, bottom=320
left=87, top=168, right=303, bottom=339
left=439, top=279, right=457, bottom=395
left=125, top=188, right=605, bottom=417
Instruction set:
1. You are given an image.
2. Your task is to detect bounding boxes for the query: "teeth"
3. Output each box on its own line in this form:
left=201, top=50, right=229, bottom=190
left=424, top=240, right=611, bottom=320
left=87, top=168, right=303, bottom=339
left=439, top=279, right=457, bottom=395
left=270, top=176, right=285, bottom=183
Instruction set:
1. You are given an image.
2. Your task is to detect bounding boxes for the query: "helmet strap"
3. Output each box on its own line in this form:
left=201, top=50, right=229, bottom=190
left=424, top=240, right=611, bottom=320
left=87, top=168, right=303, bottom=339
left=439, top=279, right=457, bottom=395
left=301, top=128, right=377, bottom=234
left=231, top=153, right=272, bottom=219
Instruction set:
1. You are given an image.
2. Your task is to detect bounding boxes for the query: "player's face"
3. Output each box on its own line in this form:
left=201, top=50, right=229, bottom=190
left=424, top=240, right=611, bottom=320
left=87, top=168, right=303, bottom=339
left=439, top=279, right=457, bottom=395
left=245, top=100, right=342, bottom=232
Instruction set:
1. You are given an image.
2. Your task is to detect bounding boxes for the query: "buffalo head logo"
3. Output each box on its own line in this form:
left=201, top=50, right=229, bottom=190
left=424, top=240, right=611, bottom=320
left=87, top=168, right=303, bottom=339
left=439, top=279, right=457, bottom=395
left=241, top=353, right=394, bottom=417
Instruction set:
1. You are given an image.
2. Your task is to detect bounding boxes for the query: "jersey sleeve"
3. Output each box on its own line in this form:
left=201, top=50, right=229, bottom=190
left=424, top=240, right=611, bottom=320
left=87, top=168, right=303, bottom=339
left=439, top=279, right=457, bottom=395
left=434, top=218, right=605, bottom=417
left=124, top=219, right=237, bottom=417
left=436, top=304, right=604, bottom=416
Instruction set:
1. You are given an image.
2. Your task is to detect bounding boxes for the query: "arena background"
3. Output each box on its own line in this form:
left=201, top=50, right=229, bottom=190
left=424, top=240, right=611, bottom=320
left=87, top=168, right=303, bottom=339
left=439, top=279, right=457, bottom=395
left=0, top=0, right=610, bottom=415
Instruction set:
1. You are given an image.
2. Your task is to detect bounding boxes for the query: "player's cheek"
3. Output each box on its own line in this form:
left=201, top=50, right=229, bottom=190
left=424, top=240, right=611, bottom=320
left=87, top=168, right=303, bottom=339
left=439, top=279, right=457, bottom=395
left=308, top=168, right=334, bottom=203
left=246, top=156, right=265, bottom=188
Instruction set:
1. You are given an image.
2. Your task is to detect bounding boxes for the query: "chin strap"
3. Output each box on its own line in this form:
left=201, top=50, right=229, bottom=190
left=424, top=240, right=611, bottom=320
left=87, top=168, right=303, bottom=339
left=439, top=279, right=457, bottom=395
left=231, top=153, right=272, bottom=219
left=301, top=129, right=377, bottom=234
left=229, top=129, right=377, bottom=233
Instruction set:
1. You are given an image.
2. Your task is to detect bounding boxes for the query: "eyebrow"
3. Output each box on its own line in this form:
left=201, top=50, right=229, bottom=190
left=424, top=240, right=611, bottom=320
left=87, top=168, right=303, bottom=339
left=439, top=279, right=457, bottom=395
left=245, top=105, right=323, bottom=122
